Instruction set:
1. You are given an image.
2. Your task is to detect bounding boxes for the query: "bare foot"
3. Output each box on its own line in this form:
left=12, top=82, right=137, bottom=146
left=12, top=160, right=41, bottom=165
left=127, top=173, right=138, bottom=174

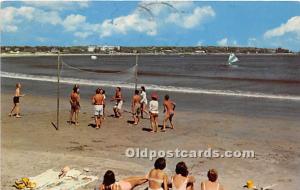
left=15, top=115, right=22, bottom=118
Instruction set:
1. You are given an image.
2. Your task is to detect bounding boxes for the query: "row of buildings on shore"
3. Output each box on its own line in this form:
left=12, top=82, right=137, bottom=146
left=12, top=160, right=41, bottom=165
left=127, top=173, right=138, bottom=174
left=1, top=45, right=294, bottom=55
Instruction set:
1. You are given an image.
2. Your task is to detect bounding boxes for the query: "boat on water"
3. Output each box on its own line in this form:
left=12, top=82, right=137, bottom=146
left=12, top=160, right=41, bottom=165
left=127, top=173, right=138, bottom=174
left=228, top=53, right=239, bottom=66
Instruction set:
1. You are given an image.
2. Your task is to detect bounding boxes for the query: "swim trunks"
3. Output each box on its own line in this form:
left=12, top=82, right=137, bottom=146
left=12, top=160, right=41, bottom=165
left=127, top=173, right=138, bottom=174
left=94, top=105, right=104, bottom=116
left=114, top=100, right=123, bottom=110
left=13, top=96, right=19, bottom=104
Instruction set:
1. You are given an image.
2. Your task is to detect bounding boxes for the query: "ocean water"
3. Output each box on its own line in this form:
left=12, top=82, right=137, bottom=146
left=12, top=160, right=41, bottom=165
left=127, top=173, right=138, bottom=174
left=1, top=54, right=300, bottom=118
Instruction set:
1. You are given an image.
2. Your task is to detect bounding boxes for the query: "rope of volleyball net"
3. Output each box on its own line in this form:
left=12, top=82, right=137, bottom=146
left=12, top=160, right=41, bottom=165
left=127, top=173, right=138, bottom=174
left=59, top=58, right=137, bottom=82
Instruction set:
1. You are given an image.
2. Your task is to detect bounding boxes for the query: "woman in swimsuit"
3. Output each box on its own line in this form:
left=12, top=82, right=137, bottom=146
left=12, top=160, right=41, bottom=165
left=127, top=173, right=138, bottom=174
left=200, top=169, right=224, bottom=190
left=69, top=85, right=80, bottom=125
left=149, top=92, right=159, bottom=132
left=147, top=157, right=168, bottom=190
left=171, top=162, right=195, bottom=190
left=98, top=170, right=147, bottom=190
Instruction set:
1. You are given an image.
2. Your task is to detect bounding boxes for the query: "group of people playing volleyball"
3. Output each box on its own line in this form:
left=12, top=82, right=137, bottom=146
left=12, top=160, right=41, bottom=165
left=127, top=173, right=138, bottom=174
left=69, top=84, right=176, bottom=132
left=98, top=157, right=224, bottom=190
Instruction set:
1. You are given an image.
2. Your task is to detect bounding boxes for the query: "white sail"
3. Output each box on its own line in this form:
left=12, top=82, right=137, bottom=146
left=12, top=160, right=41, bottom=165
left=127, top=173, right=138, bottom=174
left=228, top=53, right=239, bottom=65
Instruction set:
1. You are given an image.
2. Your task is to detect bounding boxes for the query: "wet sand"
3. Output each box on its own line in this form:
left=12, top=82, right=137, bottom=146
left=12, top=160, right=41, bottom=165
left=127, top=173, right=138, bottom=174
left=1, top=87, right=300, bottom=190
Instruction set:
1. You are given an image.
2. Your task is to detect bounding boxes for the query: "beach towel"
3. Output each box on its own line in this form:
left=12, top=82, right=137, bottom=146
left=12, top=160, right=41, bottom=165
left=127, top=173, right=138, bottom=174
left=29, top=168, right=98, bottom=190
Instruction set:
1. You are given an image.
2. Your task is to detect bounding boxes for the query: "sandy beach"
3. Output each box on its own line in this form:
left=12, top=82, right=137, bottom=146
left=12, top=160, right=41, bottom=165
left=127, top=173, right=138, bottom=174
left=2, top=87, right=300, bottom=189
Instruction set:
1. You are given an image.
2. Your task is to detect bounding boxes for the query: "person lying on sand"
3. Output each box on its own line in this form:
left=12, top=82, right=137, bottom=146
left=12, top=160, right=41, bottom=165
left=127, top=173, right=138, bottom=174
left=201, top=169, right=224, bottom=190
left=69, top=85, right=80, bottom=126
left=9, top=83, right=25, bottom=118
left=132, top=90, right=141, bottom=125
left=99, top=170, right=147, bottom=190
left=149, top=92, right=159, bottom=133
left=92, top=88, right=104, bottom=129
left=162, top=94, right=176, bottom=131
left=111, top=87, right=123, bottom=118
left=170, top=162, right=195, bottom=190
left=147, top=157, right=169, bottom=190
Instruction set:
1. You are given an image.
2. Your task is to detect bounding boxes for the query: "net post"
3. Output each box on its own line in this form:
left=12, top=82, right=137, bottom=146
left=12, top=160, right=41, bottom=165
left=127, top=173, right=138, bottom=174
left=56, top=50, right=60, bottom=130
left=134, top=51, right=138, bottom=91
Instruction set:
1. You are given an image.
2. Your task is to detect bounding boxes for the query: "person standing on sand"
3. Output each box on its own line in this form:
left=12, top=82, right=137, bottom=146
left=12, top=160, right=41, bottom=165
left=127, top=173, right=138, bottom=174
left=9, top=83, right=25, bottom=118
left=149, top=92, right=159, bottom=132
left=69, top=85, right=80, bottom=125
left=132, top=90, right=141, bottom=125
left=162, top=94, right=176, bottom=132
left=171, top=162, right=195, bottom=190
left=201, top=169, right=224, bottom=190
left=140, top=86, right=149, bottom=118
left=100, top=89, right=106, bottom=119
left=98, top=170, right=148, bottom=190
left=111, top=87, right=123, bottom=118
left=147, top=157, right=169, bottom=190
left=92, top=88, right=104, bottom=129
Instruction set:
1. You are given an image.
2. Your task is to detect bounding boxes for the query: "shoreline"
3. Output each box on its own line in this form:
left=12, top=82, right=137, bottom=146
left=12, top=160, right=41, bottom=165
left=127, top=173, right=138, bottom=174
left=1, top=52, right=298, bottom=58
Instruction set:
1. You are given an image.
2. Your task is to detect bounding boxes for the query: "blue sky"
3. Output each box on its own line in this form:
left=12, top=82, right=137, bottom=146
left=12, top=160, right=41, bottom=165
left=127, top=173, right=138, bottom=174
left=1, top=1, right=300, bottom=51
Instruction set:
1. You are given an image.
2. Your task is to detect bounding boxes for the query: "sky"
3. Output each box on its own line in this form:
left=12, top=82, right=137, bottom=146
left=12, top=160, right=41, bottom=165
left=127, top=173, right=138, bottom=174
left=1, top=1, right=300, bottom=51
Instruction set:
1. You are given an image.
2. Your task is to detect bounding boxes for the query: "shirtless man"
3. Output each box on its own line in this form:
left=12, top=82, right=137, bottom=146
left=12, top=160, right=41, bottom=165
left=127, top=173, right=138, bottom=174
left=132, top=90, right=141, bottom=125
left=69, top=86, right=80, bottom=125
left=162, top=94, right=176, bottom=131
left=9, top=83, right=25, bottom=118
left=111, top=87, right=123, bottom=118
left=92, top=88, right=104, bottom=129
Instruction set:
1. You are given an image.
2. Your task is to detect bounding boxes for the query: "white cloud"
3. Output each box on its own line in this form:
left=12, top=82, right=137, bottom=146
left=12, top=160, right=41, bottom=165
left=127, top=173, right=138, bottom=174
left=22, top=0, right=89, bottom=11
left=62, top=14, right=86, bottom=31
left=36, top=37, right=47, bottom=42
left=264, top=16, right=300, bottom=39
left=216, top=38, right=239, bottom=47
left=247, top=37, right=258, bottom=47
left=74, top=31, right=92, bottom=39
left=100, top=12, right=157, bottom=37
left=196, top=41, right=203, bottom=46
left=99, top=2, right=215, bottom=38
left=0, top=6, right=62, bottom=32
left=166, top=6, right=215, bottom=29
left=217, top=38, right=228, bottom=46
left=1, top=1, right=216, bottom=40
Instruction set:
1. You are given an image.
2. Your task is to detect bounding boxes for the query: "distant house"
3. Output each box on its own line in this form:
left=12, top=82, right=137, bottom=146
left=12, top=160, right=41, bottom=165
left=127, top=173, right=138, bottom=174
left=88, top=45, right=97, bottom=52
left=100, top=45, right=120, bottom=51
left=195, top=50, right=206, bottom=54
left=51, top=48, right=59, bottom=53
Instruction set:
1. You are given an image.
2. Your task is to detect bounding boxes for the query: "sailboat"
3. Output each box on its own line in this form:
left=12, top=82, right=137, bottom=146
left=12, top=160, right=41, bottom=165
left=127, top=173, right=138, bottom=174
left=227, top=53, right=239, bottom=66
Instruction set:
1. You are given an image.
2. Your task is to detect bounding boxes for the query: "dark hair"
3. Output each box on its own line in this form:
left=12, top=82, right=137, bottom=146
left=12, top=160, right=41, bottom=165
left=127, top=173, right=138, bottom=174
left=73, top=86, right=78, bottom=93
left=117, top=87, right=121, bottom=91
left=96, top=88, right=101, bottom=94
left=164, top=94, right=169, bottom=100
left=102, top=170, right=116, bottom=190
left=154, top=157, right=166, bottom=170
left=141, top=86, right=146, bottom=92
left=207, top=169, right=218, bottom=182
left=102, top=89, right=106, bottom=94
left=135, top=89, right=139, bottom=95
left=175, top=162, right=189, bottom=177
left=152, top=96, right=157, bottom=101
